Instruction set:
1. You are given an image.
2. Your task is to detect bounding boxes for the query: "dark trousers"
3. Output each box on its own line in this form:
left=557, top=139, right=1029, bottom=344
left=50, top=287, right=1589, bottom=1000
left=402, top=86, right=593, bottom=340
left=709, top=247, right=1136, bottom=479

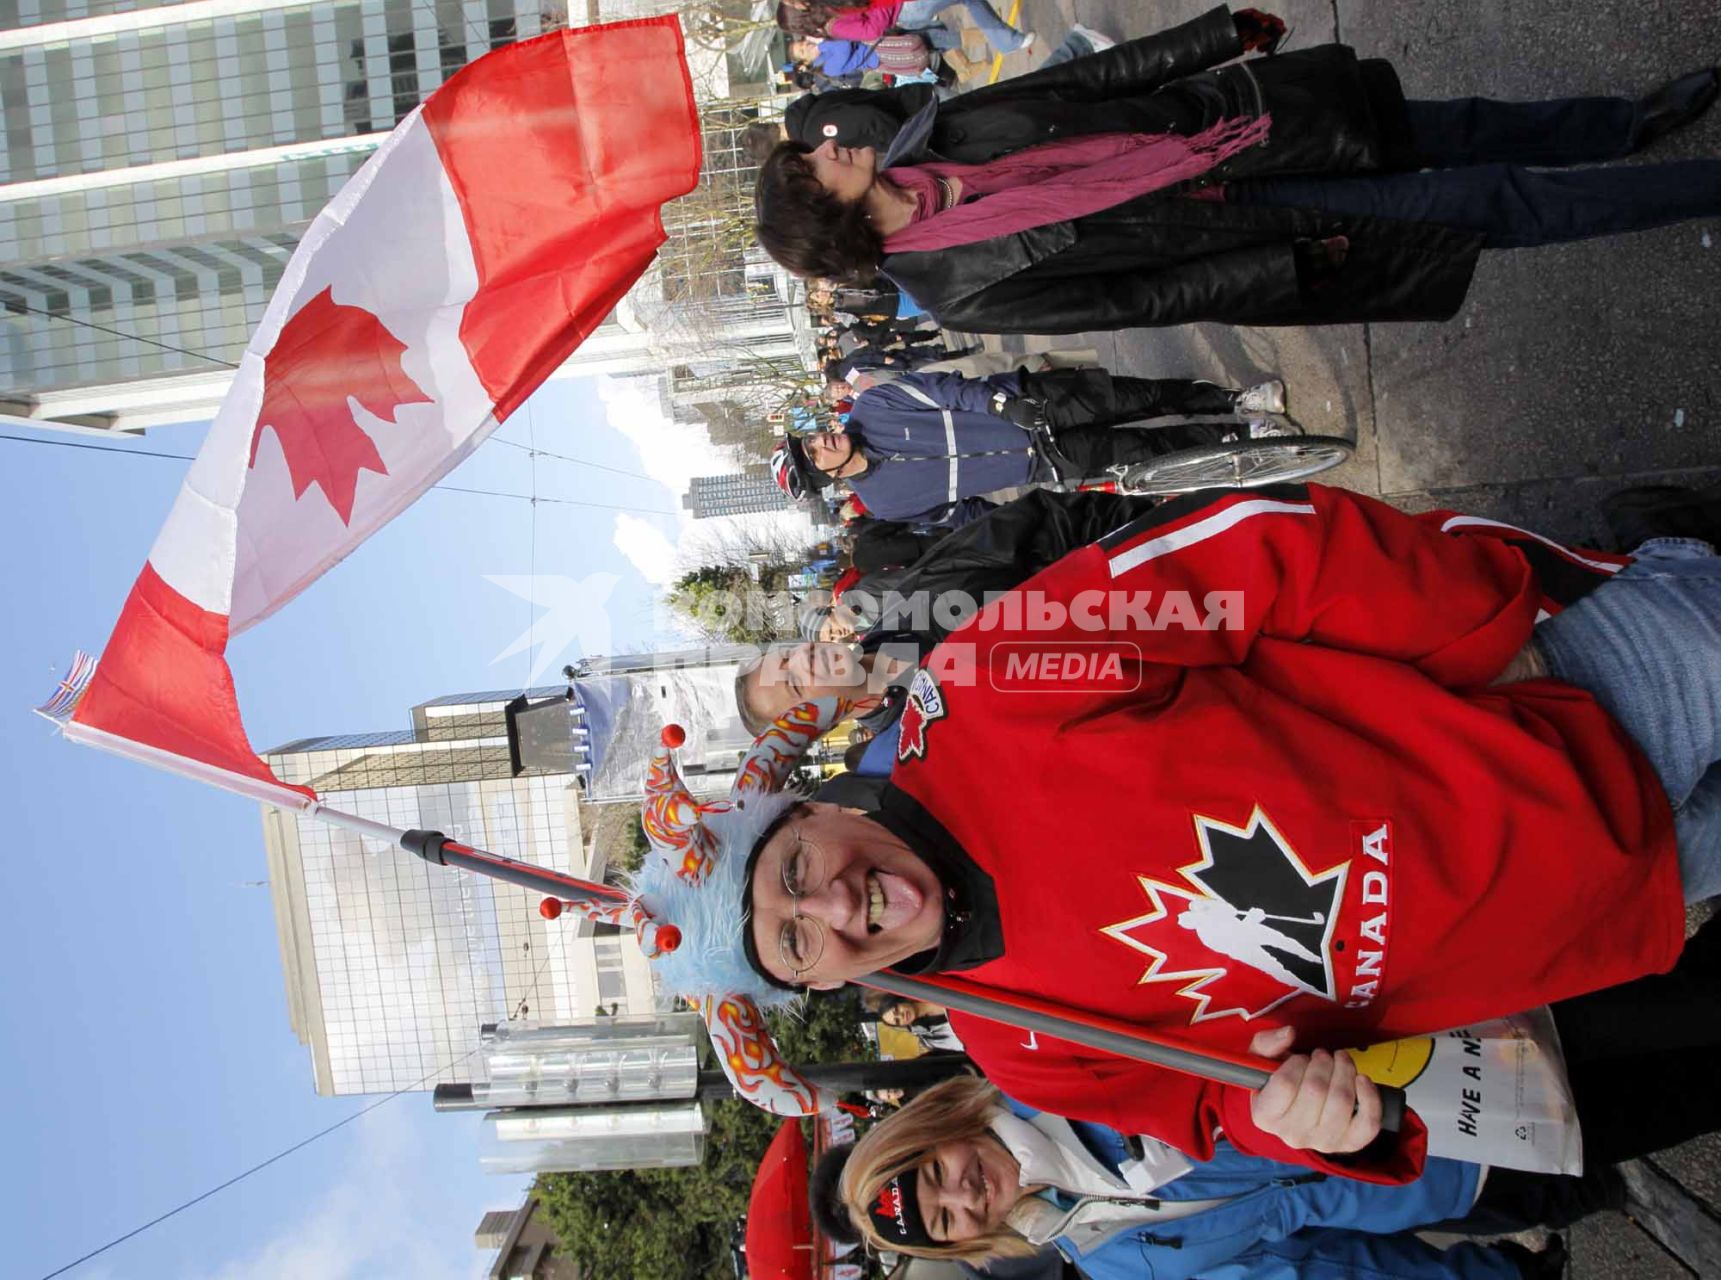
left=1231, top=94, right=1721, bottom=249
left=1403, top=95, right=1640, bottom=167
left=1021, top=369, right=1238, bottom=471
left=1442, top=914, right=1721, bottom=1236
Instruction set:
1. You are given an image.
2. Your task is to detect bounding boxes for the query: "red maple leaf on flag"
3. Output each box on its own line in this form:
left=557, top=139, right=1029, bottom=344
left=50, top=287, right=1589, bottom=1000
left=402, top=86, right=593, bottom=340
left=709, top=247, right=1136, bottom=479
left=249, top=287, right=433, bottom=524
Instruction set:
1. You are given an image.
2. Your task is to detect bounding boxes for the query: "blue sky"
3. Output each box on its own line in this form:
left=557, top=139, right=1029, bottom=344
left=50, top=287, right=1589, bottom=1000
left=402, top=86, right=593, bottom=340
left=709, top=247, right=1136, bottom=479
left=0, top=374, right=739, bottom=1279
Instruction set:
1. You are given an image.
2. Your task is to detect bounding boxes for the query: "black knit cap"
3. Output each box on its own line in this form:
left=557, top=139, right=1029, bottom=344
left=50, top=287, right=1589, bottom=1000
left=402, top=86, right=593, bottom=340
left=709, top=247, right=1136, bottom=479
left=810, top=1144, right=934, bottom=1249
left=866, top=1169, right=932, bottom=1248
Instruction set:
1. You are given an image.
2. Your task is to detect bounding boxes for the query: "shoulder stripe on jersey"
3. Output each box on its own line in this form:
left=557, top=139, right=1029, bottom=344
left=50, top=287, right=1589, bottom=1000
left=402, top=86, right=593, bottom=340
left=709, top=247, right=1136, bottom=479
left=1108, top=497, right=1316, bottom=578
left=1098, top=484, right=1310, bottom=554
left=1437, top=516, right=1625, bottom=575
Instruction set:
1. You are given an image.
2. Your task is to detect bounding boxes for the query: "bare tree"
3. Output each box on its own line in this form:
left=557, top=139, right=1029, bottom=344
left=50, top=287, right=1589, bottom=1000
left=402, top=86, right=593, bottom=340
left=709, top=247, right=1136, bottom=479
left=678, top=513, right=819, bottom=576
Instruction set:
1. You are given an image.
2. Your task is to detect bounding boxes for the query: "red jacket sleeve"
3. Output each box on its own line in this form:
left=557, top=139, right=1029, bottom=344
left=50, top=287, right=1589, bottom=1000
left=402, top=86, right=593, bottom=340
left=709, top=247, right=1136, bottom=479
left=1004, top=484, right=1542, bottom=689
left=949, top=1010, right=1428, bottom=1184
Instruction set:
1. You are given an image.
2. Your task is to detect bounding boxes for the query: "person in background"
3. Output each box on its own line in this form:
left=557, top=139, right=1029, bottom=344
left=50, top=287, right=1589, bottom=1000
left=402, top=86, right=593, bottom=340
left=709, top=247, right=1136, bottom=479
left=863, top=990, right=968, bottom=1051
left=769, top=24, right=1116, bottom=158
left=816, top=1076, right=1599, bottom=1279
left=757, top=6, right=1721, bottom=333
left=771, top=363, right=1287, bottom=524
left=821, top=0, right=1034, bottom=60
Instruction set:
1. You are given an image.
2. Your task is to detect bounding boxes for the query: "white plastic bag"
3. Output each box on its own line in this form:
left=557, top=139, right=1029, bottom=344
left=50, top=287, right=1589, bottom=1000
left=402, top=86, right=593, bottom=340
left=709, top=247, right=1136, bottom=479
left=1348, top=1007, right=1582, bottom=1174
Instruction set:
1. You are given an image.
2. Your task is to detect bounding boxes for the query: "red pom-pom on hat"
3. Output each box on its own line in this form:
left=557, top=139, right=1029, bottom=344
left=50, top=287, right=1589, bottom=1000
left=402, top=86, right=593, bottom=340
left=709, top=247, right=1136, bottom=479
left=656, top=924, right=682, bottom=952
left=538, top=898, right=564, bottom=920
left=661, top=724, right=687, bottom=749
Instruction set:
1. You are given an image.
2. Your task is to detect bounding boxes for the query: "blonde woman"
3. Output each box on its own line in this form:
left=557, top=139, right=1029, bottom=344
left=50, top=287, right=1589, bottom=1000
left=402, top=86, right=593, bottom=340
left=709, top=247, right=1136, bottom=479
left=815, top=1076, right=1610, bottom=1279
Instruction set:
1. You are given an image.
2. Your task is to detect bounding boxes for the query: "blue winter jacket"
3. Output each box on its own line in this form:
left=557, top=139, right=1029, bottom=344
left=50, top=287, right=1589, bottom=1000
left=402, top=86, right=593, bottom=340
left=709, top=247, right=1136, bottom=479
left=856, top=723, right=900, bottom=775
left=846, top=370, right=1033, bottom=526
left=815, top=39, right=880, bottom=77
left=1001, top=1101, right=1517, bottom=1280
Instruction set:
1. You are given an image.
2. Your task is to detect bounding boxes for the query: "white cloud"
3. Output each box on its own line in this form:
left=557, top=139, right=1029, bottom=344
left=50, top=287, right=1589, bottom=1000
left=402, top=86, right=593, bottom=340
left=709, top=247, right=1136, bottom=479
left=596, top=375, right=730, bottom=500
left=595, top=377, right=821, bottom=625
left=205, top=1108, right=515, bottom=1280
left=611, top=513, right=681, bottom=586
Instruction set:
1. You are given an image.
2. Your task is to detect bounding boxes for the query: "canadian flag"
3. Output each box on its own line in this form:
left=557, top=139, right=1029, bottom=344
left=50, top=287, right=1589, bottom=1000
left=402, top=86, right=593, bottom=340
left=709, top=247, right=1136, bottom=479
left=52, top=17, right=701, bottom=806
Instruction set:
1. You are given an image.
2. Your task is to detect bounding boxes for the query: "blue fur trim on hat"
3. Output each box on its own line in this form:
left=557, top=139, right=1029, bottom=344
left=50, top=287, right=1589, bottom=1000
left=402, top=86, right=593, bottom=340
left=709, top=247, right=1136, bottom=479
left=629, top=790, right=802, bottom=1009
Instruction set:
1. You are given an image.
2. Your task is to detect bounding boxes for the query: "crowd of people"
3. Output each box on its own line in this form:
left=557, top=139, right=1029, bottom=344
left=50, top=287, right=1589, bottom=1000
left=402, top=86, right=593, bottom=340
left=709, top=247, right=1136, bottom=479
left=646, top=7, right=1721, bottom=1277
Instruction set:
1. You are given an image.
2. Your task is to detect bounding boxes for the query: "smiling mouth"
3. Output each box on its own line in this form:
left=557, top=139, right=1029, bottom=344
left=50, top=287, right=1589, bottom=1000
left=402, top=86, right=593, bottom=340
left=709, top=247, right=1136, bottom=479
left=865, top=869, right=925, bottom=935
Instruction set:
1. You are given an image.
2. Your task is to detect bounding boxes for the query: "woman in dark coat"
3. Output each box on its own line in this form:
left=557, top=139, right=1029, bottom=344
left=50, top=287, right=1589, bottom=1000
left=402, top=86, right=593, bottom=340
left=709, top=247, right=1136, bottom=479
left=755, top=5, right=1721, bottom=332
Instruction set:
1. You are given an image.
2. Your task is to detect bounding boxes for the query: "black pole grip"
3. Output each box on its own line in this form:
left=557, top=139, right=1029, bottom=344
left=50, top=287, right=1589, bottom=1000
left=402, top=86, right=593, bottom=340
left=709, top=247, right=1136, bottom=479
left=1376, top=1083, right=1407, bottom=1135
left=401, top=828, right=448, bottom=865
left=398, top=828, right=630, bottom=905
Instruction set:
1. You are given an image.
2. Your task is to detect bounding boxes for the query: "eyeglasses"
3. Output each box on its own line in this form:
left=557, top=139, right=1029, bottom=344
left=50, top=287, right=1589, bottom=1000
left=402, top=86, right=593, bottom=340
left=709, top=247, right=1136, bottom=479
left=778, top=833, right=828, bottom=980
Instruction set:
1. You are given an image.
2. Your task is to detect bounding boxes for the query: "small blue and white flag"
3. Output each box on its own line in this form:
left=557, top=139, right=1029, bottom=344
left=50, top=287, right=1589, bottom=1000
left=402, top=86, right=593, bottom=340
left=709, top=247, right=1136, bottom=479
left=36, top=650, right=96, bottom=723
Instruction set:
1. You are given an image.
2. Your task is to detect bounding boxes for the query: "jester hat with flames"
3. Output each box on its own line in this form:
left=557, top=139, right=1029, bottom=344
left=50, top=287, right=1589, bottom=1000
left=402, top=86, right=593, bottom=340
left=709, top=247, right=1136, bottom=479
left=550, top=696, right=854, bottom=1116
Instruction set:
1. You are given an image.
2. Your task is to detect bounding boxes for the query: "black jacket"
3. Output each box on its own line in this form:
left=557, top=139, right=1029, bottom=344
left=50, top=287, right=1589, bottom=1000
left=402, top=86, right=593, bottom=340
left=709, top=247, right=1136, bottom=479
left=785, top=83, right=937, bottom=153
left=850, top=517, right=951, bottom=573
left=791, top=7, right=1413, bottom=170
left=873, top=7, right=1482, bottom=331
left=865, top=487, right=1161, bottom=641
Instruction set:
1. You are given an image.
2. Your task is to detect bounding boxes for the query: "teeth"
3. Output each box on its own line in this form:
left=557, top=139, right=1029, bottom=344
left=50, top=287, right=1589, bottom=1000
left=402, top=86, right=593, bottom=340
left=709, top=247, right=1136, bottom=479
left=867, top=875, right=885, bottom=928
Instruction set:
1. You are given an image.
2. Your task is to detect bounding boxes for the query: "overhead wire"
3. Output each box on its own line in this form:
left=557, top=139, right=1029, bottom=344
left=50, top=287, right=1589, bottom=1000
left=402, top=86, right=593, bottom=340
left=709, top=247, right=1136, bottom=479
left=526, top=398, right=540, bottom=689
left=32, top=864, right=567, bottom=1280
left=0, top=433, right=680, bottom=515
left=3, top=304, right=670, bottom=489
left=1, top=298, right=242, bottom=369
left=33, top=1045, right=482, bottom=1280
left=487, top=434, right=663, bottom=484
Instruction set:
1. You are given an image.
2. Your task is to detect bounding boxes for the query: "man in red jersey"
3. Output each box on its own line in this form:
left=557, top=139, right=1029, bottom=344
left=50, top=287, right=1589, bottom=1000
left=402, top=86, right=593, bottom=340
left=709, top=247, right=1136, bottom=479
left=736, top=484, right=1720, bottom=1182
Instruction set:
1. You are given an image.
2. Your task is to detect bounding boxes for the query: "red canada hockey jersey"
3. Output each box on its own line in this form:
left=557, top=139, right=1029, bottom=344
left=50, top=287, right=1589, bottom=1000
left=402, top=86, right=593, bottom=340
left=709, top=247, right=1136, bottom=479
left=888, top=484, right=1681, bottom=1182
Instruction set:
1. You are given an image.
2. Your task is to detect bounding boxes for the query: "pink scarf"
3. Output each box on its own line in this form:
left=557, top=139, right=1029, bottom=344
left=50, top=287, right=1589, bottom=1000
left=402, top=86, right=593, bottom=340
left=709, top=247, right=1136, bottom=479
left=880, top=114, right=1271, bottom=253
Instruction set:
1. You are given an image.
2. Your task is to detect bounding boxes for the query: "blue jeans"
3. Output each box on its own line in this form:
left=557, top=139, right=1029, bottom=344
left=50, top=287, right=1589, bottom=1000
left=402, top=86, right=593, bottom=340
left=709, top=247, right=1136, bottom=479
left=1230, top=93, right=1721, bottom=249
left=1533, top=539, right=1721, bottom=900
left=896, top=0, right=1024, bottom=53
left=1039, top=29, right=1095, bottom=69
left=913, top=22, right=960, bottom=51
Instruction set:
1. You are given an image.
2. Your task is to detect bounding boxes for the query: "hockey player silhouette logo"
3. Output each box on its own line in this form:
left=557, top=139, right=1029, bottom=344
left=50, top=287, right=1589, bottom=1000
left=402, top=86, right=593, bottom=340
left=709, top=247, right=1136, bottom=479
left=1102, top=807, right=1349, bottom=1023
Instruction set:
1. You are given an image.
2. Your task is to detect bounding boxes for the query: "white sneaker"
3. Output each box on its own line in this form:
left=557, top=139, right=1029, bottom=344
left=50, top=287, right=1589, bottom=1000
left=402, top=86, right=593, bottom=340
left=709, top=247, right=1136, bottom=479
left=1247, top=416, right=1299, bottom=439
left=1017, top=31, right=1037, bottom=55
left=1068, top=23, right=1116, bottom=52
left=1234, top=379, right=1287, bottom=415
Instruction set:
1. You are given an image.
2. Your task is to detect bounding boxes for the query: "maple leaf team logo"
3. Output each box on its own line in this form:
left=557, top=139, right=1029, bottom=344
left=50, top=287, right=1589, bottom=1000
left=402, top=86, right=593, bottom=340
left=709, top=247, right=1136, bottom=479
left=250, top=287, right=433, bottom=525
left=896, top=668, right=946, bottom=762
left=1102, top=807, right=1349, bottom=1023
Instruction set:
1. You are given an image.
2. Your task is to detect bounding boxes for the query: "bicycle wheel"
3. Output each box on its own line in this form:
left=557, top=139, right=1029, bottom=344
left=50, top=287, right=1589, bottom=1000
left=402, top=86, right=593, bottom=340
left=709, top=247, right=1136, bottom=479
left=1115, top=436, right=1355, bottom=496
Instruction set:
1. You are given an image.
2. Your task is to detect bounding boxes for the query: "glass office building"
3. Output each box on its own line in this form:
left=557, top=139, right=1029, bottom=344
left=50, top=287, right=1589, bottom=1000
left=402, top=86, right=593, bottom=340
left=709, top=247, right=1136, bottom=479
left=682, top=467, right=790, bottom=518
left=0, top=0, right=560, bottom=431
left=261, top=681, right=659, bottom=1096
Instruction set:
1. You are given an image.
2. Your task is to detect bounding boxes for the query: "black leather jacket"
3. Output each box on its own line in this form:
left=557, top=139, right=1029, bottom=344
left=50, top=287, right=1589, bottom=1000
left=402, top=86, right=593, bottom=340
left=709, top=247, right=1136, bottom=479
left=870, top=8, right=1481, bottom=331
left=784, top=82, right=937, bottom=152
